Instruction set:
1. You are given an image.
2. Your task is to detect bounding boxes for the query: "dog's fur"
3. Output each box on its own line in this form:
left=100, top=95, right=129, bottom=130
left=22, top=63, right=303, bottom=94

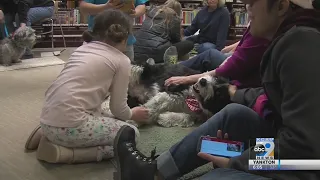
left=127, top=58, right=231, bottom=127
left=0, top=26, right=36, bottom=66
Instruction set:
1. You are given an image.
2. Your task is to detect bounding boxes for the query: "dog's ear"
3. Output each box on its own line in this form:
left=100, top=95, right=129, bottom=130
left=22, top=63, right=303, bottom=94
left=146, top=58, right=155, bottom=66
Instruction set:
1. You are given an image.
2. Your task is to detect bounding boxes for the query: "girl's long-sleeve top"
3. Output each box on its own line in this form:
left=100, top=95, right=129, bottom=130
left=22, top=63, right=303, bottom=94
left=40, top=41, right=132, bottom=128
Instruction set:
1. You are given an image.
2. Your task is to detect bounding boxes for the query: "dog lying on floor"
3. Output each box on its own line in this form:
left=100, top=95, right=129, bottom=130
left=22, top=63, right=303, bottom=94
left=0, top=26, right=36, bottom=66
left=127, top=58, right=232, bottom=127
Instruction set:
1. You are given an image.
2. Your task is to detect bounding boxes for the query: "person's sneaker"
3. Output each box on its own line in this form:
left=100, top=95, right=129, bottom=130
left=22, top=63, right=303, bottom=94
left=113, top=125, right=158, bottom=180
left=21, top=53, right=34, bottom=60
left=163, top=46, right=178, bottom=64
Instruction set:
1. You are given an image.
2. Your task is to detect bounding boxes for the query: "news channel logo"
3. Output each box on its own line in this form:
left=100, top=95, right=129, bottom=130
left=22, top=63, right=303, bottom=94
left=254, top=138, right=275, bottom=159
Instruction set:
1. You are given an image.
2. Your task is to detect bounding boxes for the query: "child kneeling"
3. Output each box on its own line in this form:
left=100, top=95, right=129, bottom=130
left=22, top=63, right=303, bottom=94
left=28, top=9, right=149, bottom=163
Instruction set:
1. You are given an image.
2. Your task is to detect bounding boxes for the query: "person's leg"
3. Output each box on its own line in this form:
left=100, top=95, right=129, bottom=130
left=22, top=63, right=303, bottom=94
left=197, top=42, right=216, bottom=54
left=124, top=45, right=135, bottom=62
left=26, top=6, right=55, bottom=26
left=4, top=14, right=15, bottom=34
left=114, top=104, right=276, bottom=180
left=172, top=40, right=194, bottom=60
left=0, top=23, right=6, bottom=40
left=199, top=168, right=272, bottom=180
left=179, top=49, right=229, bottom=72
left=23, top=6, right=55, bottom=58
left=157, top=103, right=275, bottom=179
left=41, top=114, right=140, bottom=160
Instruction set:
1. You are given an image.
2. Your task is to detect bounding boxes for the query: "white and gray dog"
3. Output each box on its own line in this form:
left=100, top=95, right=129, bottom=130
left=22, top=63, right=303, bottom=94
left=127, top=58, right=231, bottom=127
left=0, top=26, right=36, bottom=66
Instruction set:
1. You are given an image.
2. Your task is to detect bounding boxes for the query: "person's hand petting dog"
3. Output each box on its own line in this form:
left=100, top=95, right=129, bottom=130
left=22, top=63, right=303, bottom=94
left=221, top=45, right=233, bottom=54
left=131, top=106, right=149, bottom=122
left=165, top=76, right=195, bottom=86
left=198, top=130, right=230, bottom=168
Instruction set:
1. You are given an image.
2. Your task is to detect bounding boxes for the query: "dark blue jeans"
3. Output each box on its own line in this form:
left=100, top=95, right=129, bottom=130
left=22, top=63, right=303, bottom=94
left=157, top=103, right=275, bottom=180
left=197, top=42, right=216, bottom=54
left=180, top=48, right=232, bottom=72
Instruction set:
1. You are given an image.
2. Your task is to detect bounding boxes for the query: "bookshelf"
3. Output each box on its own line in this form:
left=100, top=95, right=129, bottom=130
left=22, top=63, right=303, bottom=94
left=34, top=0, right=247, bottom=48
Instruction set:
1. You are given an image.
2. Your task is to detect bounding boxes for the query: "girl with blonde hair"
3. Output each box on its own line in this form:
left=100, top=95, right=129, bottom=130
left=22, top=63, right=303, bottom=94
left=134, top=0, right=194, bottom=64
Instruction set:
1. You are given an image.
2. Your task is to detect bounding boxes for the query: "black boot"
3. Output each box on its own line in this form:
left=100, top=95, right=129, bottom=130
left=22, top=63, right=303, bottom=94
left=113, top=126, right=158, bottom=180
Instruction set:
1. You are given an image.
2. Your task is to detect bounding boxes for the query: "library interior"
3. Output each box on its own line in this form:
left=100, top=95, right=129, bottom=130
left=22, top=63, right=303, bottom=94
left=0, top=0, right=319, bottom=180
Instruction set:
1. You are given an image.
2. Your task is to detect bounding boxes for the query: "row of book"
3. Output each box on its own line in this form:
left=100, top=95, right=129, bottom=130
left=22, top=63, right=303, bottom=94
left=232, top=8, right=249, bottom=27
left=53, top=8, right=200, bottom=26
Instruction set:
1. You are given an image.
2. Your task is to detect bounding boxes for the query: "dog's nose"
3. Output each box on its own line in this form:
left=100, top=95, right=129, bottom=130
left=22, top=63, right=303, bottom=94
left=199, top=78, right=207, bottom=86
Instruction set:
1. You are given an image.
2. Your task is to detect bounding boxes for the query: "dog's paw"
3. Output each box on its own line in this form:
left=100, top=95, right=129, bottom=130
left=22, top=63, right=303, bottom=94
left=126, top=120, right=140, bottom=127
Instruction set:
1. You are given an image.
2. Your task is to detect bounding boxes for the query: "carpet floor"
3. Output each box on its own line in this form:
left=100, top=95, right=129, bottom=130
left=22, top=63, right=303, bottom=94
left=0, top=49, right=211, bottom=180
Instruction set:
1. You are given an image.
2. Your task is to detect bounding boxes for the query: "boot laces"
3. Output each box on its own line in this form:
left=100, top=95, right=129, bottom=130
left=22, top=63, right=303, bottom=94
left=126, top=143, right=159, bottom=163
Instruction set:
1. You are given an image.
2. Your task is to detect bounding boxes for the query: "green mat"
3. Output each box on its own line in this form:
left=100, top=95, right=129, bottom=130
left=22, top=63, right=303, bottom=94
left=137, top=125, right=212, bottom=180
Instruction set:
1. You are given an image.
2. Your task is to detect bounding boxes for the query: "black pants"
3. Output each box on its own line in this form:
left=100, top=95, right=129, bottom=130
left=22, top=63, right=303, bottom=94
left=134, top=40, right=194, bottom=64
left=0, top=23, right=7, bottom=40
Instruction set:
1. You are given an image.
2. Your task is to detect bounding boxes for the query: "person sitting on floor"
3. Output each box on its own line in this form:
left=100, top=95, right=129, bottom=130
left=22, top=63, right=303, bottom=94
left=25, top=9, right=149, bottom=163
left=166, top=24, right=271, bottom=89
left=182, top=0, right=230, bottom=53
left=134, top=0, right=194, bottom=64
left=113, top=0, right=320, bottom=179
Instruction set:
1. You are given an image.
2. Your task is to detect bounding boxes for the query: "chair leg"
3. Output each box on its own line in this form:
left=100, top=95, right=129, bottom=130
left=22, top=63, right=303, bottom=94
left=60, top=22, right=66, bottom=50
left=50, top=18, right=54, bottom=56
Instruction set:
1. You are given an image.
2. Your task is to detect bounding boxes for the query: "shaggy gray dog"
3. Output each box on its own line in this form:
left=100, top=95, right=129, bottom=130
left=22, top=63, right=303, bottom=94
left=0, top=26, right=36, bottom=66
left=127, top=59, right=216, bottom=128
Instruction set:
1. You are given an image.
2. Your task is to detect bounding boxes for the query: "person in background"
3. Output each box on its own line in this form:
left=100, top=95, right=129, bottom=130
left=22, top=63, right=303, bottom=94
left=23, top=0, right=55, bottom=59
left=182, top=0, right=230, bottom=53
left=25, top=9, right=149, bottom=162
left=113, top=0, right=320, bottom=179
left=0, top=0, right=29, bottom=33
left=134, top=0, right=194, bottom=64
left=80, top=0, right=148, bottom=61
left=166, top=25, right=270, bottom=88
left=166, top=4, right=269, bottom=89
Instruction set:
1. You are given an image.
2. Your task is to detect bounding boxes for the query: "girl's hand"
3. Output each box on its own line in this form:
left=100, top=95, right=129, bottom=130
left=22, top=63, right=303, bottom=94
left=131, top=106, right=149, bottom=122
left=198, top=130, right=230, bottom=168
left=165, top=76, right=195, bottom=86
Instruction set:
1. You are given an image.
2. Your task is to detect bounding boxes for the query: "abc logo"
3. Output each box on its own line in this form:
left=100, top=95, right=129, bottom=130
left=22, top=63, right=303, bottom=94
left=254, top=144, right=266, bottom=154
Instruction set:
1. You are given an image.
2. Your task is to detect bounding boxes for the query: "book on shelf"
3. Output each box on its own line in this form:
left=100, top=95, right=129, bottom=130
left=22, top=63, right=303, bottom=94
left=55, top=9, right=88, bottom=24
left=133, top=14, right=146, bottom=25
left=181, top=9, right=199, bottom=25
left=133, top=9, right=199, bottom=26
left=232, top=7, right=249, bottom=27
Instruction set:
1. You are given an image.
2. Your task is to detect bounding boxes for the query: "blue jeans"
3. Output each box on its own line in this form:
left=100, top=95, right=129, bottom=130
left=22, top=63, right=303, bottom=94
left=180, top=49, right=233, bottom=72
left=26, top=6, right=54, bottom=26
left=157, top=104, right=276, bottom=180
left=197, top=42, right=216, bottom=54
left=200, top=168, right=271, bottom=180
